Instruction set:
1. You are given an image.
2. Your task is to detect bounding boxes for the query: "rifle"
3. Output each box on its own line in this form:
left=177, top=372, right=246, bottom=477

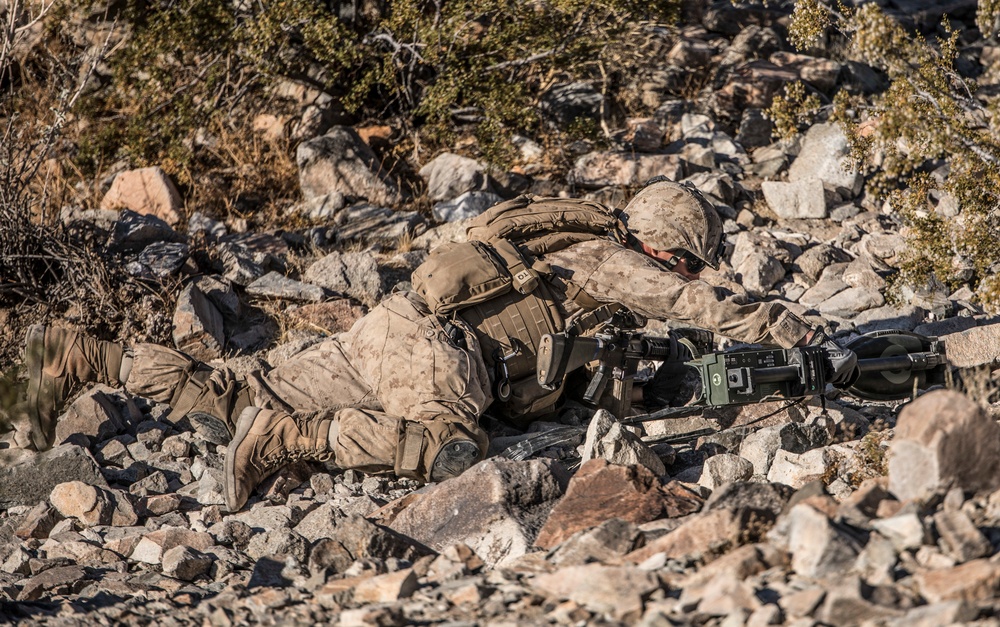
left=536, top=327, right=949, bottom=420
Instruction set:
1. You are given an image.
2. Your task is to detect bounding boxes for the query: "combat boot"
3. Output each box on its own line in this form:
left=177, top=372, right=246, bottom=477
left=225, top=408, right=335, bottom=512
left=24, top=325, right=124, bottom=451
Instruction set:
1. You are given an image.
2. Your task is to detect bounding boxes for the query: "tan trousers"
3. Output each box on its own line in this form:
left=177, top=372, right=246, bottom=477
left=125, top=292, right=493, bottom=480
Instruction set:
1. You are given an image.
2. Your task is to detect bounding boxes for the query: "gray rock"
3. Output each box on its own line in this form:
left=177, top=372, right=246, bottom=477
left=216, top=241, right=270, bottom=286
left=548, top=518, right=643, bottom=566
left=135, top=242, right=190, bottom=278
left=738, top=425, right=783, bottom=476
left=419, top=153, right=491, bottom=202
left=736, top=108, right=774, bottom=148
left=887, top=601, right=978, bottom=627
left=781, top=502, right=862, bottom=579
left=888, top=390, right=1000, bottom=502
left=570, top=151, right=684, bottom=189
left=815, top=575, right=902, bottom=625
left=934, top=509, right=992, bottom=563
left=54, top=386, right=128, bottom=447
left=246, top=271, right=328, bottom=303
left=830, top=202, right=861, bottom=222
left=913, top=317, right=976, bottom=337
left=541, top=82, right=603, bottom=126
left=937, top=323, right=1000, bottom=368
left=325, top=202, right=424, bottom=244
left=0, top=445, right=107, bottom=509
left=796, top=245, right=853, bottom=282
left=16, top=565, right=88, bottom=602
left=767, top=447, right=839, bottom=488
left=703, top=482, right=793, bottom=518
left=533, top=564, right=658, bottom=621
left=302, top=250, right=389, bottom=304
left=161, top=545, right=213, bottom=581
left=297, top=126, right=403, bottom=206
left=196, top=468, right=226, bottom=506
left=761, top=178, right=828, bottom=219
left=799, top=263, right=849, bottom=306
left=188, top=212, right=227, bottom=239
left=411, top=219, right=472, bottom=250
left=871, top=512, right=928, bottom=551
left=730, top=230, right=794, bottom=269
left=387, top=458, right=568, bottom=567
left=853, top=304, right=926, bottom=334
left=817, top=286, right=885, bottom=318
left=432, top=191, right=503, bottom=223
left=734, top=252, right=786, bottom=298
left=130, top=527, right=214, bottom=565
left=698, top=454, right=754, bottom=491
left=194, top=275, right=241, bottom=320
left=295, top=502, right=342, bottom=543
left=788, top=123, right=863, bottom=197
left=330, top=514, right=433, bottom=564
left=292, top=192, right=346, bottom=220
left=246, top=528, right=309, bottom=563
left=110, top=210, right=184, bottom=253
left=682, top=172, right=738, bottom=205
left=581, top=409, right=666, bottom=476
left=172, top=282, right=224, bottom=362
left=842, top=257, right=885, bottom=291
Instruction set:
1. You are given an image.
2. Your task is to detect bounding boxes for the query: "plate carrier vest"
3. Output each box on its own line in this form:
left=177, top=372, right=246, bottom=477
left=411, top=194, right=632, bottom=422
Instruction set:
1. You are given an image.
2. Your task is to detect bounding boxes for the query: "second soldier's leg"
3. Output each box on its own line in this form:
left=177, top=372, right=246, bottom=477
left=225, top=291, right=494, bottom=511
left=124, top=343, right=253, bottom=443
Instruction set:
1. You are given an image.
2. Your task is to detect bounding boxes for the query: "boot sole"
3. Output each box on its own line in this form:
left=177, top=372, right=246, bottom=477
left=224, top=406, right=261, bottom=512
left=22, top=325, right=49, bottom=451
left=188, top=412, right=232, bottom=446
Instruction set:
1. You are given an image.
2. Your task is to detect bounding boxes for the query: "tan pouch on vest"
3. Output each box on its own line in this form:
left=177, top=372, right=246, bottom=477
left=411, top=241, right=513, bottom=315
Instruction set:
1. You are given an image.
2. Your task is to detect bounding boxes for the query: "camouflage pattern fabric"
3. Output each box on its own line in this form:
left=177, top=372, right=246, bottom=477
left=544, top=239, right=812, bottom=348
left=126, top=291, right=491, bottom=480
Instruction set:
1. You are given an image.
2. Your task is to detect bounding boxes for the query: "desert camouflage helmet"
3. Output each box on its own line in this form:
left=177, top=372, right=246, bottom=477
left=622, top=179, right=724, bottom=269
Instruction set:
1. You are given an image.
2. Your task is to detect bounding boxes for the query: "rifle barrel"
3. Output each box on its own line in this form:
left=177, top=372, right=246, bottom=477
left=752, top=352, right=939, bottom=384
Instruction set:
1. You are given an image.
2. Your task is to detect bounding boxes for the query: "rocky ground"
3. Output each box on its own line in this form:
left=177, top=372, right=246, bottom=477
left=4, top=0, right=1000, bottom=625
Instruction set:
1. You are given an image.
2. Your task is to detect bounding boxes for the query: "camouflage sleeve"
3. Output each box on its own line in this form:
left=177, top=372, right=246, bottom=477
left=546, top=240, right=812, bottom=348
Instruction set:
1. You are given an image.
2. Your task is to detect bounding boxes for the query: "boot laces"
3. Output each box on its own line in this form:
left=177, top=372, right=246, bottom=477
left=257, top=415, right=334, bottom=470
left=260, top=447, right=334, bottom=470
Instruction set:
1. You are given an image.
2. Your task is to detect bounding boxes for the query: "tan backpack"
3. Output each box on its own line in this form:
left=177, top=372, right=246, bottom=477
left=411, top=195, right=629, bottom=422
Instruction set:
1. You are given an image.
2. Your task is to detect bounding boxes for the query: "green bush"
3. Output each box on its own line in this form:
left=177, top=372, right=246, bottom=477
left=786, top=0, right=1000, bottom=312
left=59, top=0, right=678, bottom=214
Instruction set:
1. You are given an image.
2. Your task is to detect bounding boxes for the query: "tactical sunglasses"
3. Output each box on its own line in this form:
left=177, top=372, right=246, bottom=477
left=665, top=249, right=708, bottom=274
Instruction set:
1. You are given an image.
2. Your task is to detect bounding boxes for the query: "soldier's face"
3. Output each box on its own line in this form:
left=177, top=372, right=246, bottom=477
left=639, top=242, right=703, bottom=280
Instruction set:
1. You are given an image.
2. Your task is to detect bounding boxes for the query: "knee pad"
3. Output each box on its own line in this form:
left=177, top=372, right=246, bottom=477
left=395, top=414, right=487, bottom=482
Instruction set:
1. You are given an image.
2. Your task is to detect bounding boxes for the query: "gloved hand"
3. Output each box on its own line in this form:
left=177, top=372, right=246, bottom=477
left=810, top=327, right=859, bottom=387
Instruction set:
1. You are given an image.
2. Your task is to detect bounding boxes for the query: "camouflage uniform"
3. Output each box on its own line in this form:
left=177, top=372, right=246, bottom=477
left=126, top=291, right=491, bottom=479
left=124, top=237, right=810, bottom=480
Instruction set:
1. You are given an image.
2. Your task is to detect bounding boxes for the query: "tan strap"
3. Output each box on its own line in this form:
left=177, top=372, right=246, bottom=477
left=492, top=238, right=539, bottom=294
left=566, top=303, right=623, bottom=336
left=169, top=365, right=207, bottom=413
left=398, top=421, right=426, bottom=477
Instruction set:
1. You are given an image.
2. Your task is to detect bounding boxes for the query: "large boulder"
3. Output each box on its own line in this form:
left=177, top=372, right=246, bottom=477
left=297, top=126, right=403, bottom=206
left=788, top=123, right=864, bottom=198
left=534, top=459, right=702, bottom=550
left=386, top=458, right=569, bottom=567
left=100, top=167, right=183, bottom=225
left=888, top=390, right=1000, bottom=502
left=581, top=409, right=666, bottom=475
left=418, top=153, right=492, bottom=202
left=761, top=178, right=828, bottom=219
